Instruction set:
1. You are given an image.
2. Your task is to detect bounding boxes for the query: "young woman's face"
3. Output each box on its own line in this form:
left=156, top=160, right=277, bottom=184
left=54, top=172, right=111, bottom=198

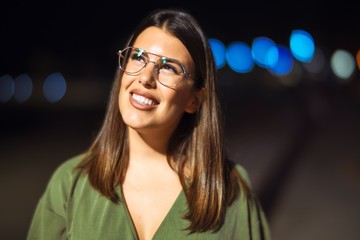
left=118, top=26, right=201, bottom=137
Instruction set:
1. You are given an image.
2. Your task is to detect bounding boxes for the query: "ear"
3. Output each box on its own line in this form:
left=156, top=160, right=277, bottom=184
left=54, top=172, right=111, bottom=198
left=185, top=88, right=204, bottom=113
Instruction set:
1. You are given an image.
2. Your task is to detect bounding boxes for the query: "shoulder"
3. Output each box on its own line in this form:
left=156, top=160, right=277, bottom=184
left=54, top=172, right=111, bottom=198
left=233, top=163, right=252, bottom=187
left=53, top=153, right=84, bottom=175
left=48, top=153, right=85, bottom=187
left=226, top=158, right=253, bottom=191
left=41, top=154, right=86, bottom=210
left=224, top=162, right=272, bottom=239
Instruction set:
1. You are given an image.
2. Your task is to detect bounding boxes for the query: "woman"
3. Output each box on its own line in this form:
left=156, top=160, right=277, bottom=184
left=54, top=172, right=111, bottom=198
left=27, top=8, right=271, bottom=240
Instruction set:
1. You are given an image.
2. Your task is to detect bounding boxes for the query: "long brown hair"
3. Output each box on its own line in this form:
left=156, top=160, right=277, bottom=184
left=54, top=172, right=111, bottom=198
left=78, top=8, right=248, bottom=233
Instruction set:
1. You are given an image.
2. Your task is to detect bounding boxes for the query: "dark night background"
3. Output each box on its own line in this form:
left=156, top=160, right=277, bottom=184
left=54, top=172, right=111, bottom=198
left=1, top=1, right=360, bottom=239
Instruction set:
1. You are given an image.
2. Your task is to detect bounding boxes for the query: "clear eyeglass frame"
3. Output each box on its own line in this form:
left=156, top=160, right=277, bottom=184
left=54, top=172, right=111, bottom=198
left=117, top=46, right=191, bottom=87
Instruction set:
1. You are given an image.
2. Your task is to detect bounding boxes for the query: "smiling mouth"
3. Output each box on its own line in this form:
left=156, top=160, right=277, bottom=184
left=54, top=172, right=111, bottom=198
left=131, top=93, right=158, bottom=106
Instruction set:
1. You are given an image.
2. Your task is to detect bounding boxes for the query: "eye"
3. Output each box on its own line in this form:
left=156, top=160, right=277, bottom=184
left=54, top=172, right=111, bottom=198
left=159, top=59, right=182, bottom=75
left=130, top=51, right=146, bottom=63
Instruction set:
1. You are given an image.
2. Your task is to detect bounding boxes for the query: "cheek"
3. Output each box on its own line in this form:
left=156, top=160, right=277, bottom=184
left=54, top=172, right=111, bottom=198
left=118, top=77, right=130, bottom=110
left=118, top=83, right=125, bottom=104
left=118, top=75, right=135, bottom=99
left=120, top=74, right=133, bottom=88
left=164, top=89, right=193, bottom=110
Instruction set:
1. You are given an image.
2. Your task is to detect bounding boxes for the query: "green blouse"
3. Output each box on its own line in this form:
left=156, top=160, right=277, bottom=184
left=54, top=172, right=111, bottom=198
left=27, top=154, right=271, bottom=240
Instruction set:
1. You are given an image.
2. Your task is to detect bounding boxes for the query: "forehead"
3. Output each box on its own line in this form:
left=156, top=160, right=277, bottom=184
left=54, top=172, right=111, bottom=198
left=133, top=27, right=193, bottom=66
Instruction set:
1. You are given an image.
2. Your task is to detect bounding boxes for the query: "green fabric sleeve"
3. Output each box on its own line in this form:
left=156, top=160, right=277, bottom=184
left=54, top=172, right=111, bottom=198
left=236, top=164, right=272, bottom=240
left=27, top=198, right=67, bottom=240
left=27, top=155, right=83, bottom=240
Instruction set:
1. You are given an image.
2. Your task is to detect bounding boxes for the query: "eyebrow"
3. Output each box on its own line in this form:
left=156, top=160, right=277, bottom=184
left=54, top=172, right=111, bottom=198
left=133, top=47, right=183, bottom=64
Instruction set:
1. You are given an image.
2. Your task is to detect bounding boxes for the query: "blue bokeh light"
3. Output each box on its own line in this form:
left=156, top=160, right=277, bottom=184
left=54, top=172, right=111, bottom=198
left=43, top=72, right=67, bottom=103
left=0, top=74, right=15, bottom=103
left=209, top=38, right=227, bottom=69
left=269, top=45, right=294, bottom=75
left=252, top=37, right=279, bottom=68
left=226, top=42, right=254, bottom=73
left=14, top=73, right=33, bottom=103
left=290, top=29, right=315, bottom=62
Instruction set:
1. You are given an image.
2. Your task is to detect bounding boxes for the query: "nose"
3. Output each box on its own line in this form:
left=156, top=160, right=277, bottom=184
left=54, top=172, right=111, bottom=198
left=138, top=60, right=157, bottom=88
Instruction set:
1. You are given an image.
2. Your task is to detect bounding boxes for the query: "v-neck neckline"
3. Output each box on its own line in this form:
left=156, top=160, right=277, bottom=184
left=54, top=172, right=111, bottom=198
left=118, top=186, right=185, bottom=240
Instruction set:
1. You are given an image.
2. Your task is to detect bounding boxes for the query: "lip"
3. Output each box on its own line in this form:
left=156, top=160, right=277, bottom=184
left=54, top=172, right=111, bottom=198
left=129, top=90, right=159, bottom=110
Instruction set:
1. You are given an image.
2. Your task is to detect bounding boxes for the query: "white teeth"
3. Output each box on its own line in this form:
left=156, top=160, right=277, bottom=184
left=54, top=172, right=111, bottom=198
left=132, top=93, right=156, bottom=106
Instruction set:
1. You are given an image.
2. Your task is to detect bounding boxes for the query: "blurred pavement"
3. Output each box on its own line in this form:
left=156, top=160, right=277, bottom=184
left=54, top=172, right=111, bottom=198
left=1, top=83, right=360, bottom=240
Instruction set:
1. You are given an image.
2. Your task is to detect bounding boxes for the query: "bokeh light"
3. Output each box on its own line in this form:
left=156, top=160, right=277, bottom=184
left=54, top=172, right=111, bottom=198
left=14, top=73, right=33, bottom=103
left=302, top=47, right=326, bottom=75
left=356, top=49, right=360, bottom=70
left=0, top=74, right=15, bottom=103
left=252, top=37, right=279, bottom=68
left=330, top=49, right=356, bottom=81
left=209, top=38, right=227, bottom=69
left=268, top=45, right=294, bottom=76
left=226, top=41, right=254, bottom=73
left=43, top=72, right=67, bottom=103
left=290, top=29, right=315, bottom=62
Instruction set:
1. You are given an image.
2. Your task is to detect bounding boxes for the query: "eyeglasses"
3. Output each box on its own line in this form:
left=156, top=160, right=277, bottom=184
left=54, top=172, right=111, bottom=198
left=117, top=46, right=191, bottom=87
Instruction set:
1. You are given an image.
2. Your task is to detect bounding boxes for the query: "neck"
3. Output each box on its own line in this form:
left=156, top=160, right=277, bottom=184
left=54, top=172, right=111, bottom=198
left=127, top=127, right=170, bottom=166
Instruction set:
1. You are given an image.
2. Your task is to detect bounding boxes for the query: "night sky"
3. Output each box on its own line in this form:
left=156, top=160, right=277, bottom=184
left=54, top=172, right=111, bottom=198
left=2, top=0, right=359, bottom=80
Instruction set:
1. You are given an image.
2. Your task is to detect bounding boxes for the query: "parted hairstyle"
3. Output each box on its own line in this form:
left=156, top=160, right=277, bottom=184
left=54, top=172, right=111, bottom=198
left=78, top=8, right=249, bottom=233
